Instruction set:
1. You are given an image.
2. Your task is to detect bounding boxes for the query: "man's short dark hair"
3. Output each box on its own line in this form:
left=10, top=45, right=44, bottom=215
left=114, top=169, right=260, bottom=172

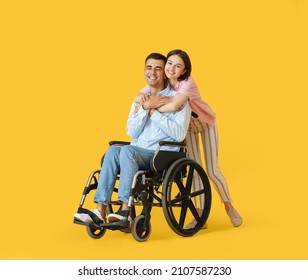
left=145, top=53, right=167, bottom=64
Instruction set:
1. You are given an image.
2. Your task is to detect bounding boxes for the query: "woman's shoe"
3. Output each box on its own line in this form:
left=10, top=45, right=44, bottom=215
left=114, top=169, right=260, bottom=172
left=227, top=207, right=242, bottom=227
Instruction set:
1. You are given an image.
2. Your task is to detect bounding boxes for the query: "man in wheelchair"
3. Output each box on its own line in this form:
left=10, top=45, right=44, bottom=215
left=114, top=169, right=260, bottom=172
left=74, top=52, right=191, bottom=226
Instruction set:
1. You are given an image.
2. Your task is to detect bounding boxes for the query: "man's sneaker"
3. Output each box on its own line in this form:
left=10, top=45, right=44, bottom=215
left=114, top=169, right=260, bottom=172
left=227, top=207, right=243, bottom=227
left=74, top=209, right=103, bottom=224
left=107, top=210, right=132, bottom=222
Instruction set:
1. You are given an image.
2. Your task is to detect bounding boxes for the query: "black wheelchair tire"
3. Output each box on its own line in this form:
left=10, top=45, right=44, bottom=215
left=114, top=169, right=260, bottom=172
left=86, top=224, right=107, bottom=239
left=162, top=158, right=211, bottom=237
left=131, top=215, right=152, bottom=242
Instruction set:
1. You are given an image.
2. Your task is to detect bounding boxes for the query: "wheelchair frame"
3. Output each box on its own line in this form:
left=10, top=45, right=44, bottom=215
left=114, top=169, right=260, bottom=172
left=74, top=141, right=212, bottom=242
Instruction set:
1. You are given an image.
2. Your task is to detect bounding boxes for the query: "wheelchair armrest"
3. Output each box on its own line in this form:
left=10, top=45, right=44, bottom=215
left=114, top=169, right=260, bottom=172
left=109, top=141, right=130, bottom=146
left=100, top=141, right=130, bottom=167
left=158, top=141, right=186, bottom=148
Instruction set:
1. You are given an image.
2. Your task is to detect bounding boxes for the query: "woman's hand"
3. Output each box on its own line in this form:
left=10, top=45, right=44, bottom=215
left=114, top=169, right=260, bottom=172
left=134, top=93, right=149, bottom=103
left=140, top=94, right=150, bottom=103
left=143, top=96, right=171, bottom=110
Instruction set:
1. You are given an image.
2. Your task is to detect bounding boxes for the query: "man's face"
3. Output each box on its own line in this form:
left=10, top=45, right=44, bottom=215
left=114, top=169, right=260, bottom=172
left=144, top=58, right=166, bottom=87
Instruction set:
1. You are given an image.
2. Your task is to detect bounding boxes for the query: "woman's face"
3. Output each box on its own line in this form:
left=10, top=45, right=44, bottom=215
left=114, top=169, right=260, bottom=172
left=165, top=55, right=187, bottom=81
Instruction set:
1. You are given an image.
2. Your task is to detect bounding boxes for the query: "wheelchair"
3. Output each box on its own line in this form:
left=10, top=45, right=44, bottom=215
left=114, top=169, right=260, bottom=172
left=74, top=140, right=212, bottom=242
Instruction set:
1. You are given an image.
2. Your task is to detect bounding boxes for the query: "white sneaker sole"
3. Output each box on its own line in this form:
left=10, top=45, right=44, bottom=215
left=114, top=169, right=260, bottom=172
left=74, top=213, right=93, bottom=224
left=107, top=214, right=132, bottom=222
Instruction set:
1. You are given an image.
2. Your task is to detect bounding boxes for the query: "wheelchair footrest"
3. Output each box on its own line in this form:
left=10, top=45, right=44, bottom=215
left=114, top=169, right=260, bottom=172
left=73, top=218, right=130, bottom=231
left=73, top=218, right=102, bottom=229
left=101, top=220, right=130, bottom=231
left=73, top=219, right=88, bottom=226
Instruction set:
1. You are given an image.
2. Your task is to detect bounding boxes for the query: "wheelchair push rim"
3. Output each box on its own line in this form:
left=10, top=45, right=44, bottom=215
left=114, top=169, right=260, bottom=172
left=162, top=158, right=211, bottom=237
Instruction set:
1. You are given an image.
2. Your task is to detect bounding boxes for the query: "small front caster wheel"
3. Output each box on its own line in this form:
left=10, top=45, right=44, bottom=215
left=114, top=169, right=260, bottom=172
left=86, top=224, right=106, bottom=239
left=131, top=215, right=151, bottom=242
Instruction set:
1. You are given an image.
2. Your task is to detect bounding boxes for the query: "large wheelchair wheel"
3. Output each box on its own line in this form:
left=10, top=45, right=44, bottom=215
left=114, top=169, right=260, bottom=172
left=162, top=158, right=211, bottom=237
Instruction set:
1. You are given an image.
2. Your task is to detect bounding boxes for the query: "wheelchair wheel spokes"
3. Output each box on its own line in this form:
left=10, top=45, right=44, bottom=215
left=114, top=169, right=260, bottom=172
left=178, top=198, right=189, bottom=228
left=162, top=158, right=212, bottom=237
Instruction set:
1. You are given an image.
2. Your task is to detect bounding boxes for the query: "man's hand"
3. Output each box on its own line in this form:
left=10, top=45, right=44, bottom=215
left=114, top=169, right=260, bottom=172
left=142, top=96, right=171, bottom=110
left=149, top=108, right=157, bottom=116
left=134, top=104, right=141, bottom=115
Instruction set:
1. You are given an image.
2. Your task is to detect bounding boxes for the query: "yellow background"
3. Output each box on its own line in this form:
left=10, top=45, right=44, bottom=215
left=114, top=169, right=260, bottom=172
left=1, top=0, right=308, bottom=260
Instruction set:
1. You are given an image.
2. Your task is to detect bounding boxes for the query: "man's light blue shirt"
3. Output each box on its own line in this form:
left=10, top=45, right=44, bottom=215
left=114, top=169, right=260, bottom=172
left=126, top=85, right=191, bottom=151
